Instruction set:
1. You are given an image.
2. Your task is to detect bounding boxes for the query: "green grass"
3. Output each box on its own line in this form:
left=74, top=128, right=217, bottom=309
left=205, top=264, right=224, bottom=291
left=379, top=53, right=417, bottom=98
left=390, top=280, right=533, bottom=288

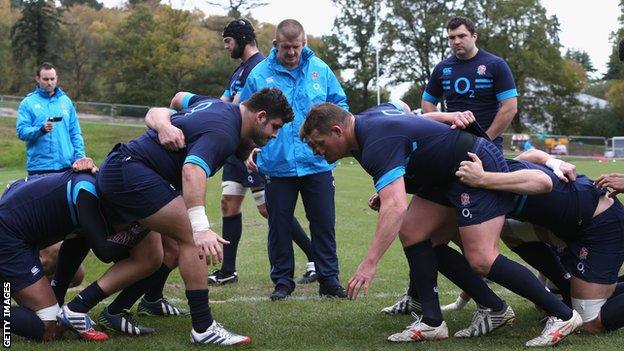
left=2, top=116, right=624, bottom=350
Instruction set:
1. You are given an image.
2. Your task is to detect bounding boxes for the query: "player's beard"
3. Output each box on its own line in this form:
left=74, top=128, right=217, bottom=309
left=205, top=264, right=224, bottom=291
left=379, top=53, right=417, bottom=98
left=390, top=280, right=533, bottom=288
left=231, top=41, right=244, bottom=59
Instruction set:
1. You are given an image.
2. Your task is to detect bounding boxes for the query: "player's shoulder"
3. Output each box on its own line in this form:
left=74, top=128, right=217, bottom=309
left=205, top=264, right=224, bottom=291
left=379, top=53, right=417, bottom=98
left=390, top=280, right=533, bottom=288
left=478, top=49, right=508, bottom=66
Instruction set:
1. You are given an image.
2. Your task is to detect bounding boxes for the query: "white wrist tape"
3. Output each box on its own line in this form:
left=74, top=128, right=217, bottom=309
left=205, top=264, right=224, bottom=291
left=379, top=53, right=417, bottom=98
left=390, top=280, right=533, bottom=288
left=545, top=158, right=564, bottom=178
left=187, top=206, right=210, bottom=233
left=36, top=303, right=60, bottom=321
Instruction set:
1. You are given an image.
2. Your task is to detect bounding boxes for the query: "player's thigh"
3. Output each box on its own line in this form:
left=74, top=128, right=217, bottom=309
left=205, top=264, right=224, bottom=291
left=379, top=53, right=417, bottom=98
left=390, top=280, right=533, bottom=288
left=458, top=215, right=505, bottom=272
left=571, top=277, right=615, bottom=299
left=129, top=231, right=164, bottom=267
left=139, top=196, right=194, bottom=246
left=399, top=195, right=455, bottom=247
left=14, top=276, right=57, bottom=311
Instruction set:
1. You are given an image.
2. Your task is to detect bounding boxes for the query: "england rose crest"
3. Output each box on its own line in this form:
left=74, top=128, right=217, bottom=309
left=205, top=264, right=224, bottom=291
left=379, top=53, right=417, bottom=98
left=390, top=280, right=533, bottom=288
left=460, top=193, right=470, bottom=206
left=579, top=247, right=589, bottom=260
left=477, top=65, right=487, bottom=76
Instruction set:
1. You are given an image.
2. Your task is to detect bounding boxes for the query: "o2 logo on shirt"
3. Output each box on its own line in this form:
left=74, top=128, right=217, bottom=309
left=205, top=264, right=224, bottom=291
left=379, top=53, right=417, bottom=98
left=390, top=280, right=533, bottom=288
left=184, top=102, right=213, bottom=117
left=453, top=77, right=475, bottom=98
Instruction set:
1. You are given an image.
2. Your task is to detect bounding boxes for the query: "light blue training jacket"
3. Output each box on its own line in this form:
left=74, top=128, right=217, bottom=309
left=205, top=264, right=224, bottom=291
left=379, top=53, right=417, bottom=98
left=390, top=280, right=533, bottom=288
left=239, top=46, right=348, bottom=177
left=16, top=86, right=85, bottom=172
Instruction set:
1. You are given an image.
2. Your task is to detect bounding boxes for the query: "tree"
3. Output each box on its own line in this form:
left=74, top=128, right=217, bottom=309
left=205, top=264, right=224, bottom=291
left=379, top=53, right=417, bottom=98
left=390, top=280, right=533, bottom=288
left=60, top=0, right=102, bottom=10
left=329, top=0, right=392, bottom=112
left=604, top=0, right=624, bottom=80
left=10, top=0, right=61, bottom=64
left=205, top=0, right=267, bottom=18
left=565, top=49, right=596, bottom=74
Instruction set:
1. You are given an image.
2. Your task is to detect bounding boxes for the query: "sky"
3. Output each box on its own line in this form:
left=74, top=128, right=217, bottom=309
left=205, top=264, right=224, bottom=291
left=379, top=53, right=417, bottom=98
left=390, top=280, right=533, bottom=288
left=103, top=0, right=621, bottom=96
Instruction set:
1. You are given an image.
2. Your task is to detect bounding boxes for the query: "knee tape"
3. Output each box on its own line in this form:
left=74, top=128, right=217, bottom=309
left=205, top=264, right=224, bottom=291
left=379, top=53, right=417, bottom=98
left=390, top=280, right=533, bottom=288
left=572, top=297, right=607, bottom=322
left=221, top=181, right=246, bottom=196
left=251, top=189, right=265, bottom=206
left=35, top=303, right=60, bottom=321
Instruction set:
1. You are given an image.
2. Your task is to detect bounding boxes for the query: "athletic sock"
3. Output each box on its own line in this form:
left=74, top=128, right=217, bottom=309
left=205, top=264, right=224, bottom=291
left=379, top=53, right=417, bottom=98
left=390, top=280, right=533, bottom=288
left=601, top=293, right=624, bottom=331
left=108, top=263, right=171, bottom=314
left=186, top=289, right=213, bottom=332
left=487, top=254, right=572, bottom=320
left=9, top=306, right=44, bottom=341
left=404, top=240, right=443, bottom=326
left=52, top=238, right=90, bottom=305
left=512, top=242, right=571, bottom=306
left=67, top=282, right=108, bottom=313
left=143, top=263, right=173, bottom=302
left=291, top=217, right=315, bottom=262
left=221, top=213, right=242, bottom=274
left=434, top=244, right=504, bottom=311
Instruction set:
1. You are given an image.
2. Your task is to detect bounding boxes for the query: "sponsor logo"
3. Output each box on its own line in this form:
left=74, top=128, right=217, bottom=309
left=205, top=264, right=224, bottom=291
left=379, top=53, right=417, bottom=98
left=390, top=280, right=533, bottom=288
left=579, top=247, right=589, bottom=260
left=460, top=192, right=470, bottom=206
left=266, top=77, right=274, bottom=84
left=34, top=103, right=41, bottom=109
left=30, top=266, right=40, bottom=276
left=247, top=175, right=254, bottom=183
left=477, top=64, right=487, bottom=76
left=312, top=83, right=320, bottom=90
left=442, top=67, right=452, bottom=76
left=311, top=71, right=319, bottom=80
left=461, top=208, right=473, bottom=219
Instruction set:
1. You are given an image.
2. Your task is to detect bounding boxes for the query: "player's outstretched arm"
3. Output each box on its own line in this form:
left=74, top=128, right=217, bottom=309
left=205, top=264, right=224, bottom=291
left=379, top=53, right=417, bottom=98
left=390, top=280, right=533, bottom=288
left=515, top=149, right=576, bottom=182
left=456, top=152, right=553, bottom=195
left=595, top=173, right=624, bottom=198
left=181, top=163, right=229, bottom=266
left=421, top=110, right=476, bottom=130
left=347, top=178, right=408, bottom=300
left=170, top=91, right=190, bottom=110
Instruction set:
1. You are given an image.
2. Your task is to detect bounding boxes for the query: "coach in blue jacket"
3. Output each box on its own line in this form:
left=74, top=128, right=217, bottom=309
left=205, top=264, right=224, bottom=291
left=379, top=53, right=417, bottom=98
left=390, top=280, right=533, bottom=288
left=240, top=19, right=349, bottom=300
left=16, top=62, right=85, bottom=175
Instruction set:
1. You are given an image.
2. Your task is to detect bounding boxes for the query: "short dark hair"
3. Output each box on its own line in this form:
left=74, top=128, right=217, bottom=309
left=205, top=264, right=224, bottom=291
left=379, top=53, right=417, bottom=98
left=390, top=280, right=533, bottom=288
left=276, top=19, right=306, bottom=41
left=447, top=16, right=476, bottom=35
left=242, top=88, right=294, bottom=124
left=36, top=62, right=55, bottom=77
left=300, top=103, right=350, bottom=140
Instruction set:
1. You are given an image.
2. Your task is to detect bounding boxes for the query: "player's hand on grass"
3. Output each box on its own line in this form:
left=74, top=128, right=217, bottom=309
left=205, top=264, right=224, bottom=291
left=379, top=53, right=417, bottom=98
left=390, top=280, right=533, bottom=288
left=450, top=111, right=475, bottom=130
left=193, top=229, right=230, bottom=265
left=367, top=193, right=380, bottom=211
left=455, top=152, right=484, bottom=187
left=245, top=148, right=261, bottom=172
left=158, top=124, right=185, bottom=151
left=595, top=173, right=624, bottom=198
left=347, top=261, right=377, bottom=300
left=72, top=157, right=98, bottom=174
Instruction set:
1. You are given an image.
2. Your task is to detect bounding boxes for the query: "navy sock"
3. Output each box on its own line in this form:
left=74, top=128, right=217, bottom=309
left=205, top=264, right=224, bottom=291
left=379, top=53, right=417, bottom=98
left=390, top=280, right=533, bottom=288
left=186, top=289, right=213, bottom=332
left=434, top=244, right=504, bottom=311
left=221, top=213, right=242, bottom=274
left=52, top=238, right=90, bottom=305
left=8, top=306, right=44, bottom=341
left=487, top=255, right=572, bottom=320
left=404, top=241, right=442, bottom=326
left=67, top=282, right=108, bottom=313
left=143, top=264, right=173, bottom=302
left=108, top=263, right=170, bottom=314
left=291, top=217, right=314, bottom=262
left=512, top=242, right=571, bottom=306
left=601, top=293, right=624, bottom=331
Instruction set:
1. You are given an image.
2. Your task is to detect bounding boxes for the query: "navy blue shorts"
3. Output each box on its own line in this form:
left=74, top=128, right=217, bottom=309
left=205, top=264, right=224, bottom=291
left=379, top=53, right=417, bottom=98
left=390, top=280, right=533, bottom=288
left=221, top=156, right=265, bottom=188
left=97, top=150, right=180, bottom=225
left=446, top=138, right=513, bottom=227
left=560, top=199, right=624, bottom=284
left=0, top=223, right=44, bottom=292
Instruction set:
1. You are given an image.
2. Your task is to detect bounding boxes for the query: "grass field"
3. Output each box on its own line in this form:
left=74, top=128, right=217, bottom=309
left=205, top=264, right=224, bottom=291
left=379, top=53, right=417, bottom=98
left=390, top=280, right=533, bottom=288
left=2, top=117, right=624, bottom=350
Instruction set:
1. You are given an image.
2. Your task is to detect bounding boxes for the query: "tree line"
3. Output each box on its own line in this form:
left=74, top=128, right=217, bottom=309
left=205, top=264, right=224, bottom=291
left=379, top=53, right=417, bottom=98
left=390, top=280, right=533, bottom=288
left=2, top=0, right=624, bottom=136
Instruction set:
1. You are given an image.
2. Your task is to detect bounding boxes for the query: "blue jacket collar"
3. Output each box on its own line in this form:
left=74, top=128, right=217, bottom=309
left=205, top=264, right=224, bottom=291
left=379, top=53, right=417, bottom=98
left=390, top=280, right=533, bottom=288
left=267, top=46, right=315, bottom=73
left=35, top=85, right=64, bottom=99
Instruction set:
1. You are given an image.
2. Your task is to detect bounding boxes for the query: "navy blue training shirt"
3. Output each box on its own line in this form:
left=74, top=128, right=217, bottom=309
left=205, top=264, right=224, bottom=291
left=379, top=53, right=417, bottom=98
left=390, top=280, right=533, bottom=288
left=423, top=49, right=517, bottom=140
left=222, top=52, right=265, bottom=101
left=0, top=171, right=98, bottom=247
left=506, top=160, right=605, bottom=239
left=352, top=103, right=463, bottom=193
left=119, top=97, right=242, bottom=189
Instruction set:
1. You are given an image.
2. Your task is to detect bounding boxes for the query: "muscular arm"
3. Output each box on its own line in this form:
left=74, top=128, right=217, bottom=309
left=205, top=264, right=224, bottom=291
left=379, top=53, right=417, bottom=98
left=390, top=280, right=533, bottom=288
left=170, top=92, right=190, bottom=110
left=348, top=178, right=408, bottom=299
left=456, top=152, right=553, bottom=195
left=421, top=100, right=439, bottom=113
left=181, top=163, right=207, bottom=208
left=145, top=107, right=185, bottom=150
left=515, top=149, right=576, bottom=182
left=486, top=97, right=517, bottom=140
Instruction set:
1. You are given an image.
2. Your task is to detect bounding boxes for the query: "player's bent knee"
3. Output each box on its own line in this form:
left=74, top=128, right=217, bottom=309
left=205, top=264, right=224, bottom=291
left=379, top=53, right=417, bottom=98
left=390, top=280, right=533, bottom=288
left=572, top=298, right=607, bottom=323
left=465, top=256, right=494, bottom=276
